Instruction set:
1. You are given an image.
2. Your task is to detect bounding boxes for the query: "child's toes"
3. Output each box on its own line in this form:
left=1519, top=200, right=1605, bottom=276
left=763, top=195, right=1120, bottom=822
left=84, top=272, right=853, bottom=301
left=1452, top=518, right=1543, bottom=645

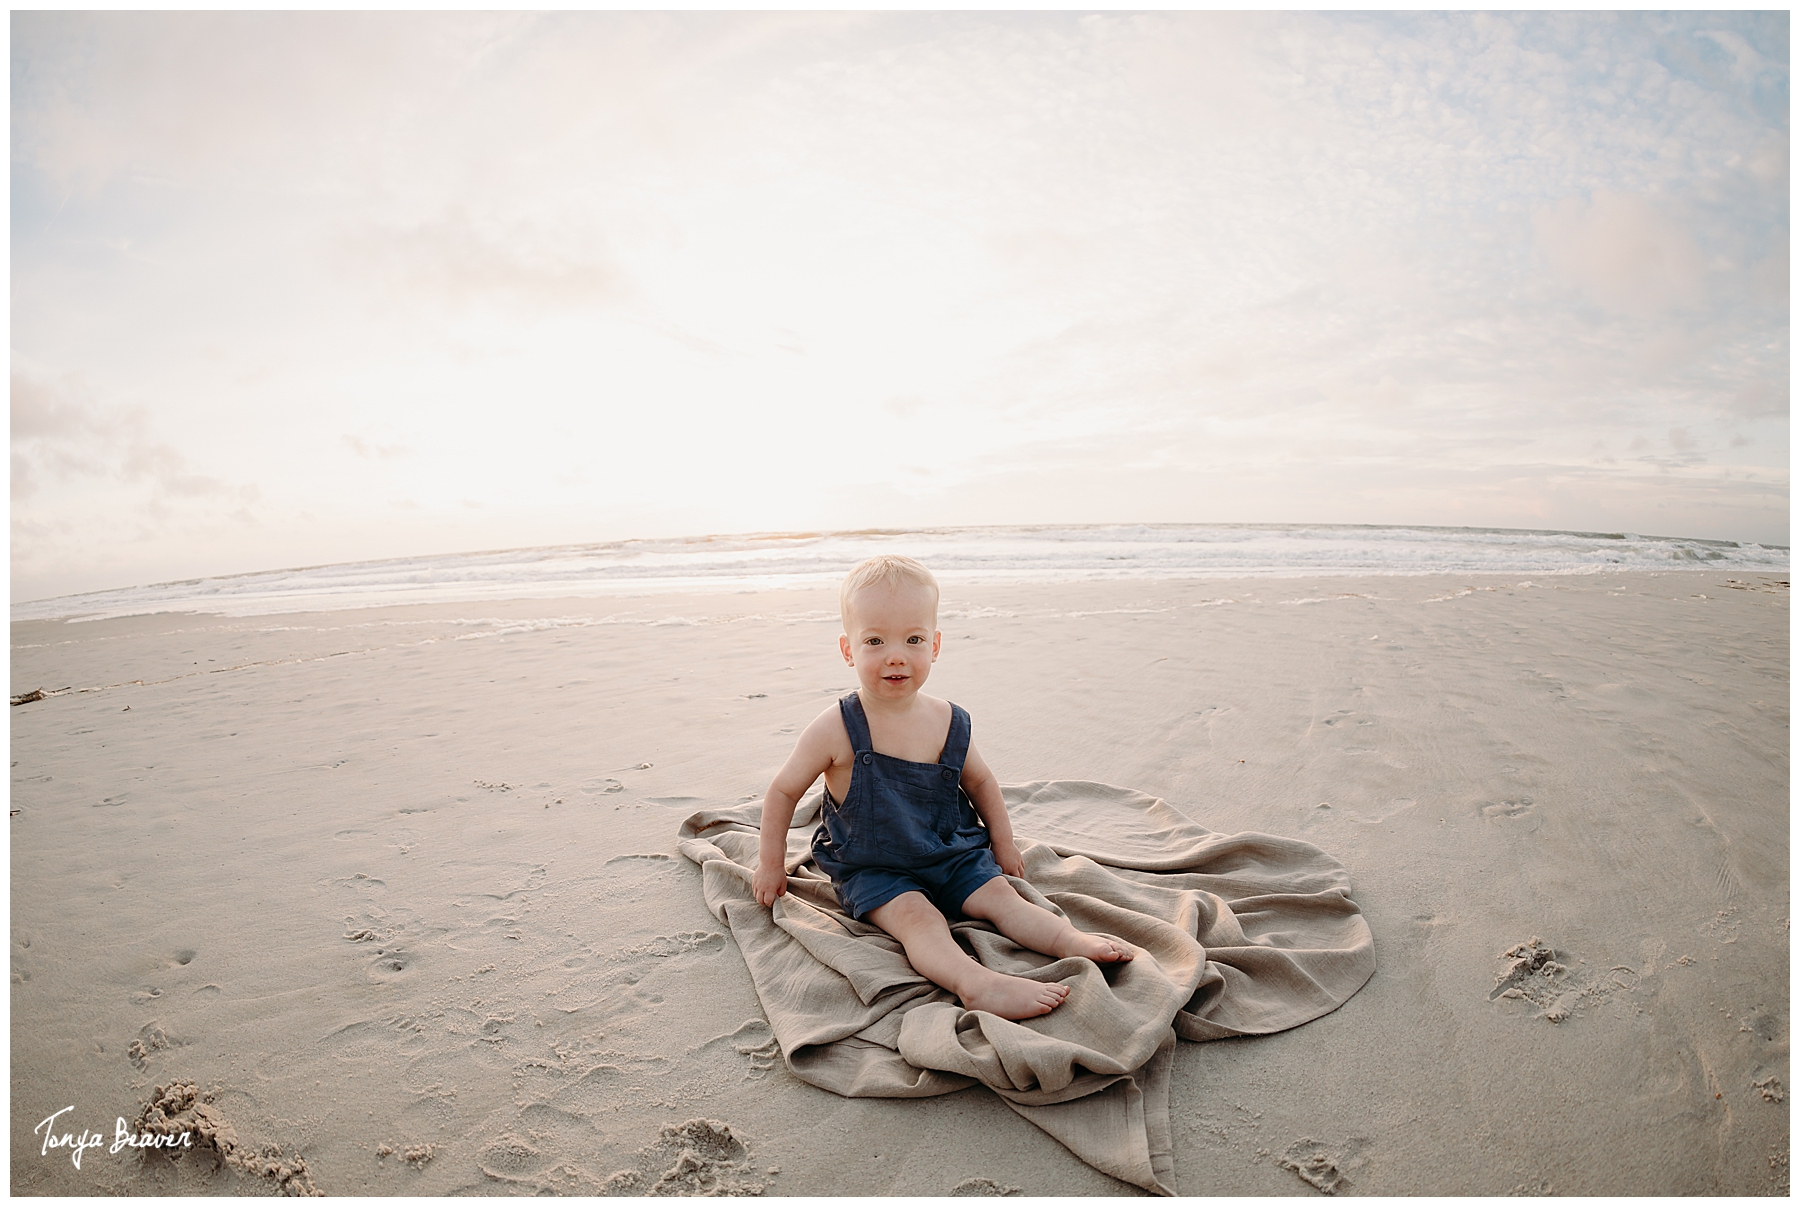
left=966, top=974, right=1067, bottom=1019
left=1066, top=933, right=1132, bottom=963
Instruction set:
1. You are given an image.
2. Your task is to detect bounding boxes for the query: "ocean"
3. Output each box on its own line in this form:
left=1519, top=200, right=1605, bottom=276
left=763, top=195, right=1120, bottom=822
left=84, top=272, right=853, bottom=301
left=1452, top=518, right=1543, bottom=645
left=12, top=523, right=1788, bottom=622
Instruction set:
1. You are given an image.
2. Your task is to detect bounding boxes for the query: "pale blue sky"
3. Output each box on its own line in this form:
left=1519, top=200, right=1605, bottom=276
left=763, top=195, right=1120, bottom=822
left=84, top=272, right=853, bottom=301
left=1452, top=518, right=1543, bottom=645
left=11, top=11, right=1789, bottom=601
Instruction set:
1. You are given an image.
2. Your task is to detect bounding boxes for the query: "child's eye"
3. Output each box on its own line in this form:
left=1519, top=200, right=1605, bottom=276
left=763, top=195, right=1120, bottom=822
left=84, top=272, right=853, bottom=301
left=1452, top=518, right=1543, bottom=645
left=864, top=637, right=882, bottom=645
left=907, top=635, right=924, bottom=644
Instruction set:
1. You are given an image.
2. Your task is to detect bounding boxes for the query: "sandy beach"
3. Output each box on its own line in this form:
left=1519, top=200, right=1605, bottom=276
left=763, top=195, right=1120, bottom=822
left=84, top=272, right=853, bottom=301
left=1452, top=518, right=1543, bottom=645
left=10, top=570, right=1788, bottom=1196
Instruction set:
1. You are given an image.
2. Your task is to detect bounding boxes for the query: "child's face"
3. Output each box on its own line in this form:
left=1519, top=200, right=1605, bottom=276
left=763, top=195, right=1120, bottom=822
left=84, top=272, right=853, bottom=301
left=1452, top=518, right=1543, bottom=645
left=839, top=580, right=941, bottom=703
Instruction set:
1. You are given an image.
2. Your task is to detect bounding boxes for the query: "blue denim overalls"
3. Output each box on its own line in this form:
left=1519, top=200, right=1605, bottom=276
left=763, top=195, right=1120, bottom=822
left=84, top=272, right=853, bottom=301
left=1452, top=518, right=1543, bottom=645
left=811, top=691, right=1004, bottom=920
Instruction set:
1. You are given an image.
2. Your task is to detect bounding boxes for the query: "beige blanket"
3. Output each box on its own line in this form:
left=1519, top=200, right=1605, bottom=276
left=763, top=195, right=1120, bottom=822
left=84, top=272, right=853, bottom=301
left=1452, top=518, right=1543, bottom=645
left=675, top=780, right=1375, bottom=1194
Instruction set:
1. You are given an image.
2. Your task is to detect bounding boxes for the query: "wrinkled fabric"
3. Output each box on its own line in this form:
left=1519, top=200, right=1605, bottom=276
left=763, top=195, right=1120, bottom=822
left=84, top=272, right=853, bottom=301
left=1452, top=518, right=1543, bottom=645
left=676, top=780, right=1375, bottom=1194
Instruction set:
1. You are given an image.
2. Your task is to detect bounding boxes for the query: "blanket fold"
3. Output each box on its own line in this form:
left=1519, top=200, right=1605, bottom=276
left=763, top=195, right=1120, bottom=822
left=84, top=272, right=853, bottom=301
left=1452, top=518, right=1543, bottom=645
left=676, top=779, right=1374, bottom=1194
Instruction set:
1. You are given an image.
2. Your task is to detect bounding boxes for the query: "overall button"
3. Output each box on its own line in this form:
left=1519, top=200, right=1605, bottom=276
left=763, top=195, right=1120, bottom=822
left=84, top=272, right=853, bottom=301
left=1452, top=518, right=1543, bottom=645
left=860, top=753, right=872, bottom=765
left=940, top=768, right=953, bottom=781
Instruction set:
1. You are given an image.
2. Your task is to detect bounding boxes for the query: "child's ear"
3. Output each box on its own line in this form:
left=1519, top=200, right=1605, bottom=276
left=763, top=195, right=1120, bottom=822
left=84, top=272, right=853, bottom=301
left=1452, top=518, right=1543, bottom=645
left=839, top=634, right=853, bottom=665
left=931, top=630, right=941, bottom=661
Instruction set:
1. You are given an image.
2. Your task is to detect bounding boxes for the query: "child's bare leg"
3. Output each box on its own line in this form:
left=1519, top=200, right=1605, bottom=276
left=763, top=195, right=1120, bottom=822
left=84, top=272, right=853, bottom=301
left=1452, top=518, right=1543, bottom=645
left=866, top=891, right=1069, bottom=1019
left=961, top=877, right=1134, bottom=964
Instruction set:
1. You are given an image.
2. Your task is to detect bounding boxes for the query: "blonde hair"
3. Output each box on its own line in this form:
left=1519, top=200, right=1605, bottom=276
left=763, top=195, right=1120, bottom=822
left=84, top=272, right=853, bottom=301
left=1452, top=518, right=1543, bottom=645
left=839, top=554, right=939, bottom=630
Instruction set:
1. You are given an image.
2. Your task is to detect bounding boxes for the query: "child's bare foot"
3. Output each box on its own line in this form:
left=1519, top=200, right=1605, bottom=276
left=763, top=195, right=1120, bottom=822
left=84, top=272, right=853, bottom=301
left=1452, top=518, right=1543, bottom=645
left=1054, top=929, right=1134, bottom=964
left=959, top=968, right=1070, bottom=1019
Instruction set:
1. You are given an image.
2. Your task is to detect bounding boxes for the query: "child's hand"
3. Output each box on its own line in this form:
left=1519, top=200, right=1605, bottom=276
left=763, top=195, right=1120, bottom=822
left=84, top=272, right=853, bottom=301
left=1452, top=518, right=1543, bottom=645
left=752, top=859, right=788, bottom=907
left=992, top=839, right=1026, bottom=880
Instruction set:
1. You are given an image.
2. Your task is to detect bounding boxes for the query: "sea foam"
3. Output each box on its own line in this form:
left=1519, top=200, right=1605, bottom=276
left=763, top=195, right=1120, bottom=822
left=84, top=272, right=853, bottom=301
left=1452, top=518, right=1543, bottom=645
left=13, top=523, right=1788, bottom=622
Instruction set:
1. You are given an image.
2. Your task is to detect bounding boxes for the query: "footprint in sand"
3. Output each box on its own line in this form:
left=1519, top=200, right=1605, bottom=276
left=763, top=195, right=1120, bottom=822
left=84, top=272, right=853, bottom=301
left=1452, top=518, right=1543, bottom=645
left=1279, top=1136, right=1369, bottom=1195
left=694, top=1018, right=782, bottom=1080
left=1346, top=798, right=1415, bottom=825
left=1489, top=937, right=1572, bottom=1016
left=439, top=860, right=547, bottom=902
left=322, top=1012, right=434, bottom=1063
left=603, top=1119, right=763, bottom=1196
left=529, top=922, right=726, bottom=1035
left=597, top=855, right=685, bottom=909
left=324, top=872, right=388, bottom=895
left=604, top=852, right=675, bottom=866
left=950, top=1176, right=1023, bottom=1196
left=517, top=1102, right=598, bottom=1147
left=618, top=932, right=725, bottom=960
left=1490, top=936, right=1640, bottom=1023
left=1479, top=796, right=1536, bottom=820
left=640, top=796, right=711, bottom=811
left=447, top=1104, right=658, bottom=1193
left=127, top=1021, right=186, bottom=1069
left=547, top=1053, right=675, bottom=1115
left=478, top=1133, right=555, bottom=1181
left=401, top=1087, right=460, bottom=1134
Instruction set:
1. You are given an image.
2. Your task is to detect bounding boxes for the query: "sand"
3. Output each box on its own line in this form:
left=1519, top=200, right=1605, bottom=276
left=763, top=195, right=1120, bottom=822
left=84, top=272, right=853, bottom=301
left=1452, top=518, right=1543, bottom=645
left=9, top=570, right=1789, bottom=1196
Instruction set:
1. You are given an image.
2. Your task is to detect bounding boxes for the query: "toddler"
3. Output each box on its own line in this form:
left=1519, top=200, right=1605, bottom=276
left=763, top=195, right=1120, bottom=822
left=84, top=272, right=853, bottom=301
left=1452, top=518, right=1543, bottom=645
left=753, top=554, right=1130, bottom=1020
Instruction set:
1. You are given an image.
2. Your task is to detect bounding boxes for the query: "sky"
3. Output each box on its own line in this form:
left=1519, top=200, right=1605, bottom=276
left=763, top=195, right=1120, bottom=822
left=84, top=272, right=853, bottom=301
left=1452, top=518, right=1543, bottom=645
left=11, top=11, right=1790, bottom=602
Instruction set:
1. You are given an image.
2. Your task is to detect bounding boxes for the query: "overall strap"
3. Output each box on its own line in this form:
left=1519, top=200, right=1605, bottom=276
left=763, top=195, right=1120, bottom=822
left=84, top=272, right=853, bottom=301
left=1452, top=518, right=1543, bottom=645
left=939, top=703, right=972, bottom=772
left=838, top=691, right=873, bottom=753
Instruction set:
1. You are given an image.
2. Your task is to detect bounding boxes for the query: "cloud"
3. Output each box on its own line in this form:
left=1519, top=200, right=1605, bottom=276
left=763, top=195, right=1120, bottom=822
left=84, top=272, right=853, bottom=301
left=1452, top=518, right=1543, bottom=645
left=341, top=209, right=629, bottom=310
left=343, top=434, right=409, bottom=459
left=1533, top=192, right=1708, bottom=317
left=1725, top=378, right=1788, bottom=421
left=1697, top=29, right=1776, bottom=83
left=12, top=371, right=128, bottom=494
left=10, top=368, right=258, bottom=513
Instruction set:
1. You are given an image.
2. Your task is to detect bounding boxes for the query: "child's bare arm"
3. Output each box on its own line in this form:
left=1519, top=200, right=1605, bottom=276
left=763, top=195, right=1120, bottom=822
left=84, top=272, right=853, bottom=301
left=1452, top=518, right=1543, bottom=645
left=753, top=711, right=843, bottom=906
left=961, top=743, right=1025, bottom=878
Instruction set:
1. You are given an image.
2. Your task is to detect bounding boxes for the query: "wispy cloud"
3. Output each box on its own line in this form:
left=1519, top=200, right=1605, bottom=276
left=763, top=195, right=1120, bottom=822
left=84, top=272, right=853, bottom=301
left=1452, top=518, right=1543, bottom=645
left=11, top=369, right=256, bottom=513
left=342, top=434, right=408, bottom=460
left=340, top=210, right=628, bottom=311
